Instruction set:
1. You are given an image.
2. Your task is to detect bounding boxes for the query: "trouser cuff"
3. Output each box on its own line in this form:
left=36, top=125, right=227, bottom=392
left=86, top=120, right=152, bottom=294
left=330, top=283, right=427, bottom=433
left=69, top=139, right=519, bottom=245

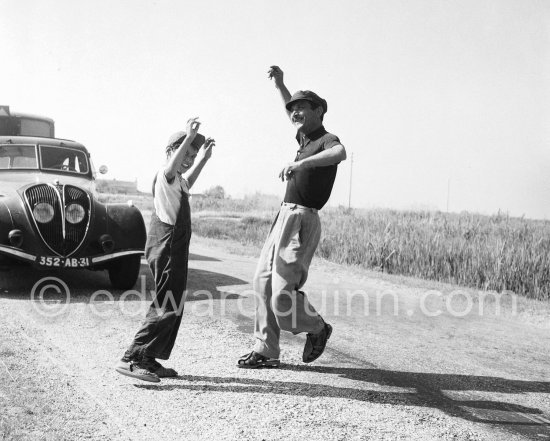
left=253, top=341, right=280, bottom=359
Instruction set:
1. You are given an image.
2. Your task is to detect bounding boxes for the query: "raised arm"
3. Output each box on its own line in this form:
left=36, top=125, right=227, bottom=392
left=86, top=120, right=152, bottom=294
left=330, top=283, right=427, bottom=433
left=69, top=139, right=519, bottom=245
left=268, top=65, right=292, bottom=118
left=165, top=117, right=200, bottom=181
left=183, top=137, right=215, bottom=189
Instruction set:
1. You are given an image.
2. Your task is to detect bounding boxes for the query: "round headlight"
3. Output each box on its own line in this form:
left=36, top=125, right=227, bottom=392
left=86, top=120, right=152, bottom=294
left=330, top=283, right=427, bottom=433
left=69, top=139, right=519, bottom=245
left=66, top=203, right=86, bottom=224
left=33, top=203, right=55, bottom=223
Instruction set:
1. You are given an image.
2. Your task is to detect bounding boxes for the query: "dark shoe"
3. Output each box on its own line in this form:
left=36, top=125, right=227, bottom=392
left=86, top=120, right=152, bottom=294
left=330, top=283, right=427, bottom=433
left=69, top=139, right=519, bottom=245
left=302, top=322, right=333, bottom=363
left=115, top=359, right=160, bottom=383
left=237, top=351, right=280, bottom=369
left=142, top=357, right=178, bottom=378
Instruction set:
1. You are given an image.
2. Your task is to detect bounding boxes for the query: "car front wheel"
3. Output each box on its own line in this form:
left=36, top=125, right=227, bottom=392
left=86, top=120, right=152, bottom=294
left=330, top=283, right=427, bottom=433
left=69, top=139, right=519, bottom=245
left=108, top=255, right=142, bottom=289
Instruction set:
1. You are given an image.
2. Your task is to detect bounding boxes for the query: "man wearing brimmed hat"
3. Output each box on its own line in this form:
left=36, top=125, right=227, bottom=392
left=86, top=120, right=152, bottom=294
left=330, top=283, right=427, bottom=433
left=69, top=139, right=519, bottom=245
left=238, top=66, right=347, bottom=368
left=116, top=117, right=216, bottom=382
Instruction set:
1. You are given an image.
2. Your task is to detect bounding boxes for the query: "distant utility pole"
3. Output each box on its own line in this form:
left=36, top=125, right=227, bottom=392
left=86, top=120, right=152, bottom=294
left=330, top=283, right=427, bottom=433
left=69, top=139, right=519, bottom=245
left=348, top=152, right=354, bottom=209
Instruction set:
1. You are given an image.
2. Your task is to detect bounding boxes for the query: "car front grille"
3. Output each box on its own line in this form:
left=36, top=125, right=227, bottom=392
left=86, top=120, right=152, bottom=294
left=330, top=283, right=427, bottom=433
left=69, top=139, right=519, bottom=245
left=25, top=183, right=91, bottom=256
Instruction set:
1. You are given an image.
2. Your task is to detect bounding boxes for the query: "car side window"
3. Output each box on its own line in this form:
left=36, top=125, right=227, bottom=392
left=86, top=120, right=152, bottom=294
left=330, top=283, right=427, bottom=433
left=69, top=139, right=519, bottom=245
left=39, top=145, right=89, bottom=174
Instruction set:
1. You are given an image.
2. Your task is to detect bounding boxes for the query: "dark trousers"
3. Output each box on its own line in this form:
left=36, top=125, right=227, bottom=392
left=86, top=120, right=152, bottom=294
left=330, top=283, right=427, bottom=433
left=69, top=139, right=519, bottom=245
left=124, top=196, right=191, bottom=361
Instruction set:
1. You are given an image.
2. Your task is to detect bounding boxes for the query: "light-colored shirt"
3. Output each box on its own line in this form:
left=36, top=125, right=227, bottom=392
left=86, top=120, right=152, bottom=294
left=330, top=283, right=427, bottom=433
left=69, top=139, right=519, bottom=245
left=153, top=169, right=189, bottom=225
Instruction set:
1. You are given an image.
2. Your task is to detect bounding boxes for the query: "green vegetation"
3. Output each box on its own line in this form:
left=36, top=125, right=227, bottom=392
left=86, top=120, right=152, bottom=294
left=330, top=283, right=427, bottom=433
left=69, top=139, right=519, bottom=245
left=191, top=192, right=280, bottom=212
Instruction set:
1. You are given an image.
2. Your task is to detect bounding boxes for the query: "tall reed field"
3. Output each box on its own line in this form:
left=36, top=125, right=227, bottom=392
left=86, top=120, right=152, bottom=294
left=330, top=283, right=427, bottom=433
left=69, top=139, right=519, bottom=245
left=317, top=208, right=550, bottom=300
left=190, top=198, right=550, bottom=301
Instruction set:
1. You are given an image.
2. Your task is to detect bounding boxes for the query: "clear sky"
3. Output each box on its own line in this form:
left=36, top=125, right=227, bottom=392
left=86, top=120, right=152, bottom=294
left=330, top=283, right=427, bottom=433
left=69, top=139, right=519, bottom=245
left=3, top=0, right=549, bottom=219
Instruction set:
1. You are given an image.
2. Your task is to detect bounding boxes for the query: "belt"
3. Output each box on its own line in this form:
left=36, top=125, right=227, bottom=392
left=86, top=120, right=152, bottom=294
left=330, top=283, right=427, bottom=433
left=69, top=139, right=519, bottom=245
left=281, top=202, right=318, bottom=213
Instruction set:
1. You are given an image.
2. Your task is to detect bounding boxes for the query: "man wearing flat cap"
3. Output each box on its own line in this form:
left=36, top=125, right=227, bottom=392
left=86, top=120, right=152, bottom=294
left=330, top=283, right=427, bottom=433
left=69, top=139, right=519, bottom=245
left=238, top=66, right=347, bottom=368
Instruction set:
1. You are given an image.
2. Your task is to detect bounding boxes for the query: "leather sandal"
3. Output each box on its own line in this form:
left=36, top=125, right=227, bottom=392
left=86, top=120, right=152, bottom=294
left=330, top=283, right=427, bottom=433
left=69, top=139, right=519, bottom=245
left=237, top=351, right=280, bottom=369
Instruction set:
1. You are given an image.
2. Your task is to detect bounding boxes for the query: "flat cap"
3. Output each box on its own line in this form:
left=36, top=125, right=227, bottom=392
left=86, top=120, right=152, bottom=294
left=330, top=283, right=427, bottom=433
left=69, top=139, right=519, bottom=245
left=165, top=131, right=205, bottom=152
left=285, top=90, right=328, bottom=114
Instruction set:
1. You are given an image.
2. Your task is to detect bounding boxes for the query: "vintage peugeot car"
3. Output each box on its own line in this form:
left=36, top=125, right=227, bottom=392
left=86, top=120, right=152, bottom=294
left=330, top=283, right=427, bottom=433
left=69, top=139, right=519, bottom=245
left=0, top=106, right=146, bottom=289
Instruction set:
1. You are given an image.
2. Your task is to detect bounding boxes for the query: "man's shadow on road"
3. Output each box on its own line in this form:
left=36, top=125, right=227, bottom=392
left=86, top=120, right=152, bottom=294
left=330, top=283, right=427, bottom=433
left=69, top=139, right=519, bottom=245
left=134, top=365, right=550, bottom=429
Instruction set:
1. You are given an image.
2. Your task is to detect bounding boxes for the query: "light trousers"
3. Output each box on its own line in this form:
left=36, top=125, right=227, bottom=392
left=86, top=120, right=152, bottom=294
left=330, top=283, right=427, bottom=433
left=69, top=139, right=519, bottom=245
left=253, top=203, right=325, bottom=359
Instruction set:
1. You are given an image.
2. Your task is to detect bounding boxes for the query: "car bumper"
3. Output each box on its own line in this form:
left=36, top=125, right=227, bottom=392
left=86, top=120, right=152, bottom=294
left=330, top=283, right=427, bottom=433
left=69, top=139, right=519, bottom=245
left=0, top=245, right=143, bottom=266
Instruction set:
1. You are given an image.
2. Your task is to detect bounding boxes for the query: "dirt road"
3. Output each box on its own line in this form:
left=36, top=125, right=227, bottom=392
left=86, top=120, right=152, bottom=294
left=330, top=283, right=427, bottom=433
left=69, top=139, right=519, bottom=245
left=0, top=236, right=549, bottom=440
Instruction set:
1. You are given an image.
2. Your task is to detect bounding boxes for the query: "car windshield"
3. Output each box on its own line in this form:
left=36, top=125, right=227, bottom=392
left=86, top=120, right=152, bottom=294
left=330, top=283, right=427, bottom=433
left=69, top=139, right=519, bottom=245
left=39, top=145, right=89, bottom=174
left=0, top=144, right=89, bottom=174
left=0, top=144, right=38, bottom=169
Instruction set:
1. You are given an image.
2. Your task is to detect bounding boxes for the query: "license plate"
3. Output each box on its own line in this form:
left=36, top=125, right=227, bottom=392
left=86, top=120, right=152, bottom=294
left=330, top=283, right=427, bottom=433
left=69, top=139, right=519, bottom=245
left=37, top=256, right=90, bottom=268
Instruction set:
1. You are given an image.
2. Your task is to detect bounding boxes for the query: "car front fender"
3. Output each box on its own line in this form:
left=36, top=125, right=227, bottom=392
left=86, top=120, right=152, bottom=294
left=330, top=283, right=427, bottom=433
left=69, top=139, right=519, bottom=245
left=105, top=204, right=146, bottom=251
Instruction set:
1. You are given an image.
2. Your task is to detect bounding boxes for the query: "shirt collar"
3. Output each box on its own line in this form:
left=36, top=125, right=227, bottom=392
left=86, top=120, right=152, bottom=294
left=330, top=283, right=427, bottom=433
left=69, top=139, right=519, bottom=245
left=295, top=125, right=327, bottom=146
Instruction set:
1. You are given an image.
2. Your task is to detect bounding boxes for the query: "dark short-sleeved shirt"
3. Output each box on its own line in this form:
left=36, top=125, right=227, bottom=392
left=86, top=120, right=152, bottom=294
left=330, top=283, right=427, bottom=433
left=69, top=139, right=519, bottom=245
left=283, top=125, right=342, bottom=210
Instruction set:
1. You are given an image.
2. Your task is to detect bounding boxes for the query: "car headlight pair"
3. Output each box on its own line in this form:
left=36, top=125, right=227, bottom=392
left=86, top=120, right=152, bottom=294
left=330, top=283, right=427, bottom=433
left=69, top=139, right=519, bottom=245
left=33, top=203, right=85, bottom=224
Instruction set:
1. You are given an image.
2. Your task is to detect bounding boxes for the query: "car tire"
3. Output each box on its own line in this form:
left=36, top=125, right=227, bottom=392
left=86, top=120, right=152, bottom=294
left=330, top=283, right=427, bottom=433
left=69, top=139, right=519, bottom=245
left=108, top=255, right=142, bottom=289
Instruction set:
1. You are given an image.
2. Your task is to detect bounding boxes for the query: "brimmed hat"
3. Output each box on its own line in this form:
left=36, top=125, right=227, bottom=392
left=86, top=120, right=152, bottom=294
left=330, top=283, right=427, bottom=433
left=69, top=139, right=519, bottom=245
left=285, top=90, right=328, bottom=114
left=166, top=131, right=186, bottom=148
left=165, top=131, right=206, bottom=154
